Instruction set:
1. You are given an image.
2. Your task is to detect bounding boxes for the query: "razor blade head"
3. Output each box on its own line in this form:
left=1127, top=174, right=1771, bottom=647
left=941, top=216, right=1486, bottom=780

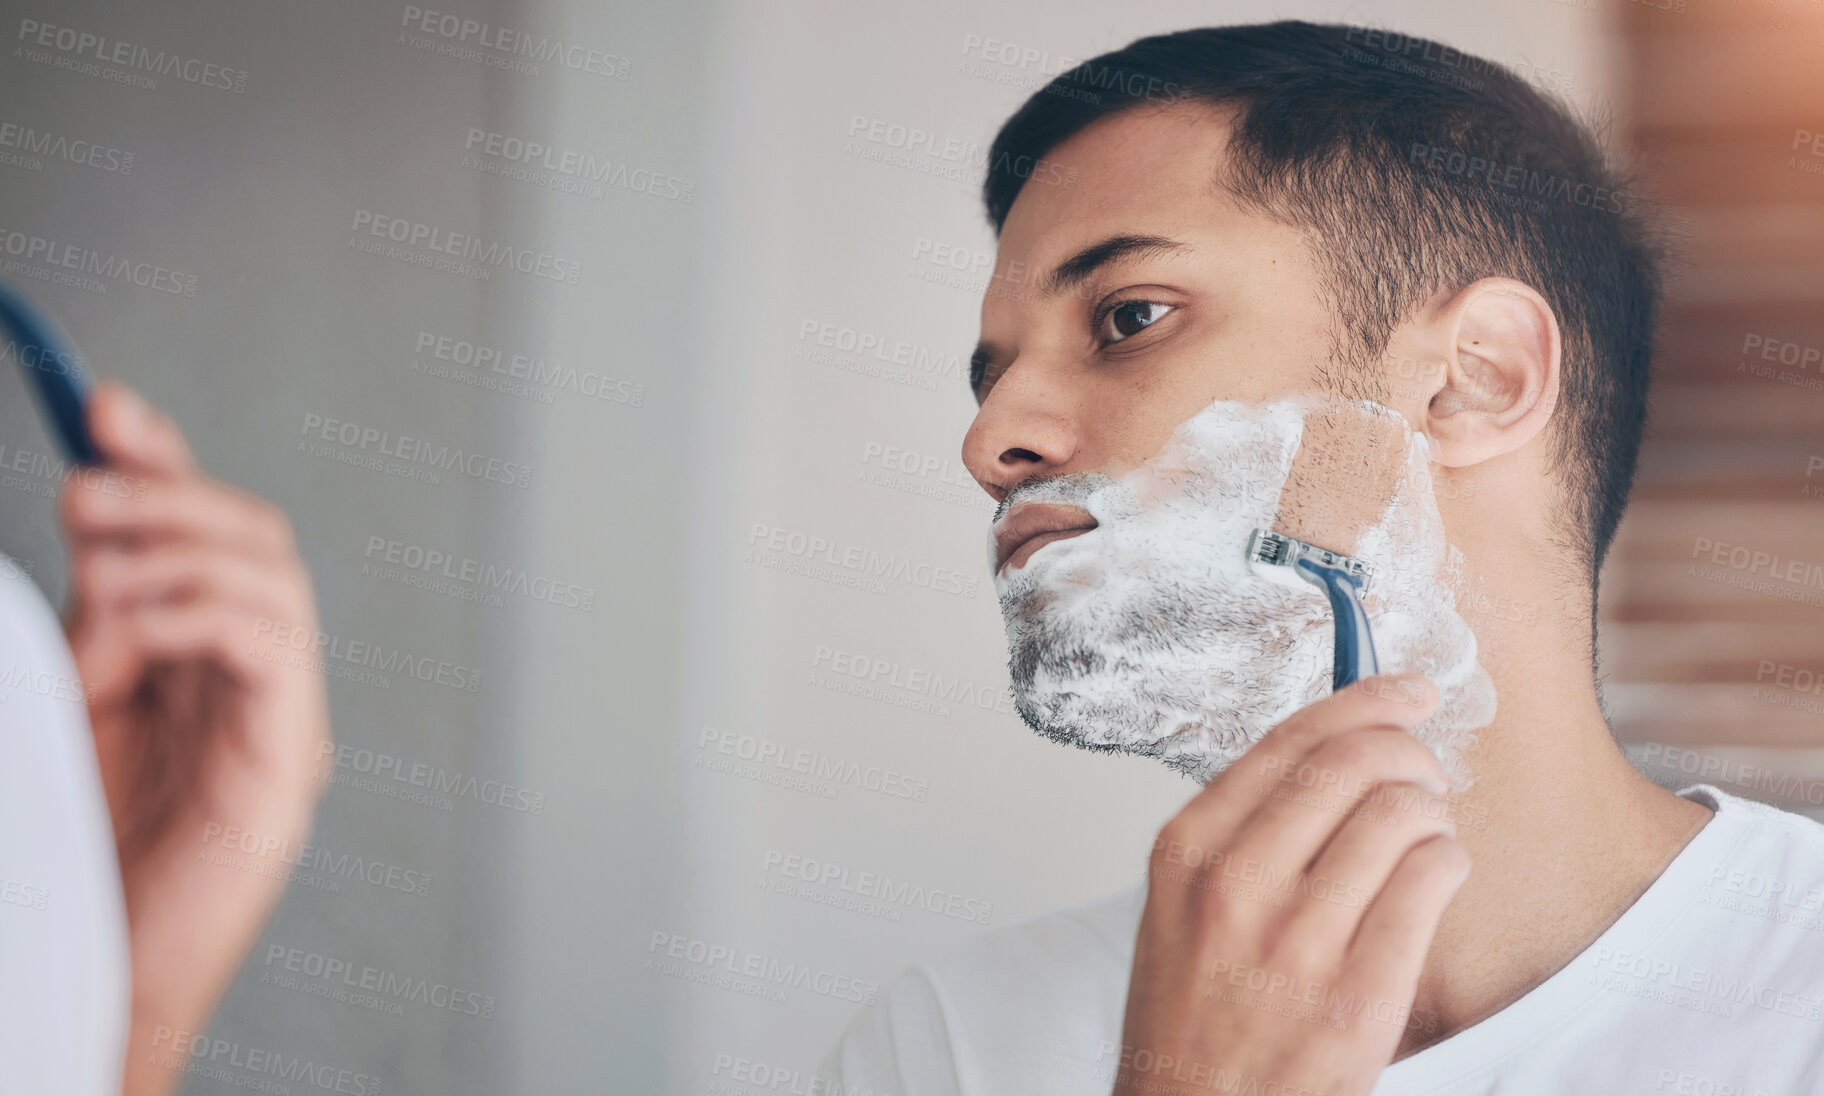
left=1246, top=529, right=1376, bottom=593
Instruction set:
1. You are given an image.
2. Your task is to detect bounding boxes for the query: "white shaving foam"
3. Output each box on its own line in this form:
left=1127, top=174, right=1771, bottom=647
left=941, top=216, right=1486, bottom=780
left=992, top=396, right=1496, bottom=787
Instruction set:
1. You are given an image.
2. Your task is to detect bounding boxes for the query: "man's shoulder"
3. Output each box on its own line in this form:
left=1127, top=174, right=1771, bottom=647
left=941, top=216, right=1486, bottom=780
left=1679, top=783, right=1824, bottom=958
left=910, top=878, right=1143, bottom=1073
left=821, top=880, right=1146, bottom=1096
left=0, top=557, right=66, bottom=654
left=1690, top=781, right=1824, bottom=858
left=919, top=877, right=1146, bottom=1000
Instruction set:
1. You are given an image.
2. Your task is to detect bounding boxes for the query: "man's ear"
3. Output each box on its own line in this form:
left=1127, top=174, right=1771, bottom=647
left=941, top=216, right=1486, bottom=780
left=1418, top=278, right=1561, bottom=468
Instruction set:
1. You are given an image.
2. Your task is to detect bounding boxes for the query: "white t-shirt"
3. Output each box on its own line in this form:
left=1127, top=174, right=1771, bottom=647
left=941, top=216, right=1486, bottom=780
left=821, top=784, right=1824, bottom=1096
left=0, top=561, right=130, bottom=1095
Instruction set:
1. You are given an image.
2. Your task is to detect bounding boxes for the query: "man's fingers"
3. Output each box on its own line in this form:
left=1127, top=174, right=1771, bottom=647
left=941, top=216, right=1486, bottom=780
left=1339, top=834, right=1471, bottom=1047
left=1253, top=675, right=1440, bottom=770
left=62, top=472, right=295, bottom=561
left=1225, top=730, right=1450, bottom=880
left=99, top=600, right=291, bottom=689
left=86, top=381, right=197, bottom=477
left=72, top=543, right=312, bottom=623
left=1275, top=781, right=1458, bottom=948
left=1169, top=675, right=1440, bottom=855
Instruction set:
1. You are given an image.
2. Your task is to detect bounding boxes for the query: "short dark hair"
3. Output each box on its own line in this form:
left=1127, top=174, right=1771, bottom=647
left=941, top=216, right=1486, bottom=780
left=981, top=20, right=1664, bottom=602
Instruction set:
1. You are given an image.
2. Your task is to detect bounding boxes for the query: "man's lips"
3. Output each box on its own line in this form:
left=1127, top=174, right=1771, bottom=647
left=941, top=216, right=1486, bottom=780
left=994, top=502, right=1098, bottom=574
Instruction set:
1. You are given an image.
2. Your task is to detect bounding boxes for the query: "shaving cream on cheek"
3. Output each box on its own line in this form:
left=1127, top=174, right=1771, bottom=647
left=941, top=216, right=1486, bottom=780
left=994, top=397, right=1496, bottom=787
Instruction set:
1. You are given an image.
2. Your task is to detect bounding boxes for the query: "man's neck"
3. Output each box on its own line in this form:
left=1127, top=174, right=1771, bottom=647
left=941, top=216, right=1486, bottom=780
left=1389, top=627, right=1716, bottom=1061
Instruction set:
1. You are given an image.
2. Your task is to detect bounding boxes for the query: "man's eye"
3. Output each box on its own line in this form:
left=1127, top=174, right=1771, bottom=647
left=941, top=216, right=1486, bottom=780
left=971, top=354, right=1004, bottom=401
left=1098, top=299, right=1173, bottom=344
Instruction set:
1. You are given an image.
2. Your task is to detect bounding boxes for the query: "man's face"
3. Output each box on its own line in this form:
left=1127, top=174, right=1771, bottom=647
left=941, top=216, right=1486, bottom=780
left=961, top=103, right=1496, bottom=786
left=963, top=103, right=1339, bottom=503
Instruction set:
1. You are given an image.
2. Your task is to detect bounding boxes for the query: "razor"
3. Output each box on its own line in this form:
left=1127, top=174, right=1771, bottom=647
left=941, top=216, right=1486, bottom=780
left=1246, top=529, right=1379, bottom=690
left=0, top=278, right=99, bottom=464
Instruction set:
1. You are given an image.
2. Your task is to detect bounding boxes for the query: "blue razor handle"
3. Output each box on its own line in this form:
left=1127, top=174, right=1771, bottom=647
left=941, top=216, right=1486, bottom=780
left=1293, top=557, right=1379, bottom=690
left=0, top=279, right=98, bottom=464
left=1245, top=528, right=1382, bottom=692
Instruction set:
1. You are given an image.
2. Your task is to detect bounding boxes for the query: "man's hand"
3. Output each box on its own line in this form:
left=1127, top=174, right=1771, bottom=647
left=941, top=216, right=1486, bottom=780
left=1113, top=674, right=1469, bottom=1096
left=58, top=382, right=331, bottom=1096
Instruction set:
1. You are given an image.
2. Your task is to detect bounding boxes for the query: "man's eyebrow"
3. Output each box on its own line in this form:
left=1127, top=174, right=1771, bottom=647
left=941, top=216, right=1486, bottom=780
left=968, top=233, right=1190, bottom=397
left=1040, top=232, right=1190, bottom=298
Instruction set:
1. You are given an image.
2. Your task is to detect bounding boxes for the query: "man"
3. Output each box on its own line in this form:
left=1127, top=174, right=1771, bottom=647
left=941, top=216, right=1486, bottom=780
left=821, top=22, right=1824, bottom=1096
left=0, top=380, right=328, bottom=1095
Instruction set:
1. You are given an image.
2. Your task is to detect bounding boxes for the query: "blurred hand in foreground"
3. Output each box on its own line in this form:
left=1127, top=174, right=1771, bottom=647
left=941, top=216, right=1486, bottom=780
left=60, top=381, right=331, bottom=1096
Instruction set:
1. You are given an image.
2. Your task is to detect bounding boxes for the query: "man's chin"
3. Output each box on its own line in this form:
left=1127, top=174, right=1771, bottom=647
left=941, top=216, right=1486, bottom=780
left=1010, top=690, right=1261, bottom=785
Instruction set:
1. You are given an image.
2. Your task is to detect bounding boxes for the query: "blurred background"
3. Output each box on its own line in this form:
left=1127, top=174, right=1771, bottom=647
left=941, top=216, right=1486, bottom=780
left=0, top=0, right=1816, bottom=1091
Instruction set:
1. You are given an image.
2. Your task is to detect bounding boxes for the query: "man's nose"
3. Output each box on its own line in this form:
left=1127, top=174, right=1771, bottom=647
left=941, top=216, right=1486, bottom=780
left=960, top=363, right=1081, bottom=503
